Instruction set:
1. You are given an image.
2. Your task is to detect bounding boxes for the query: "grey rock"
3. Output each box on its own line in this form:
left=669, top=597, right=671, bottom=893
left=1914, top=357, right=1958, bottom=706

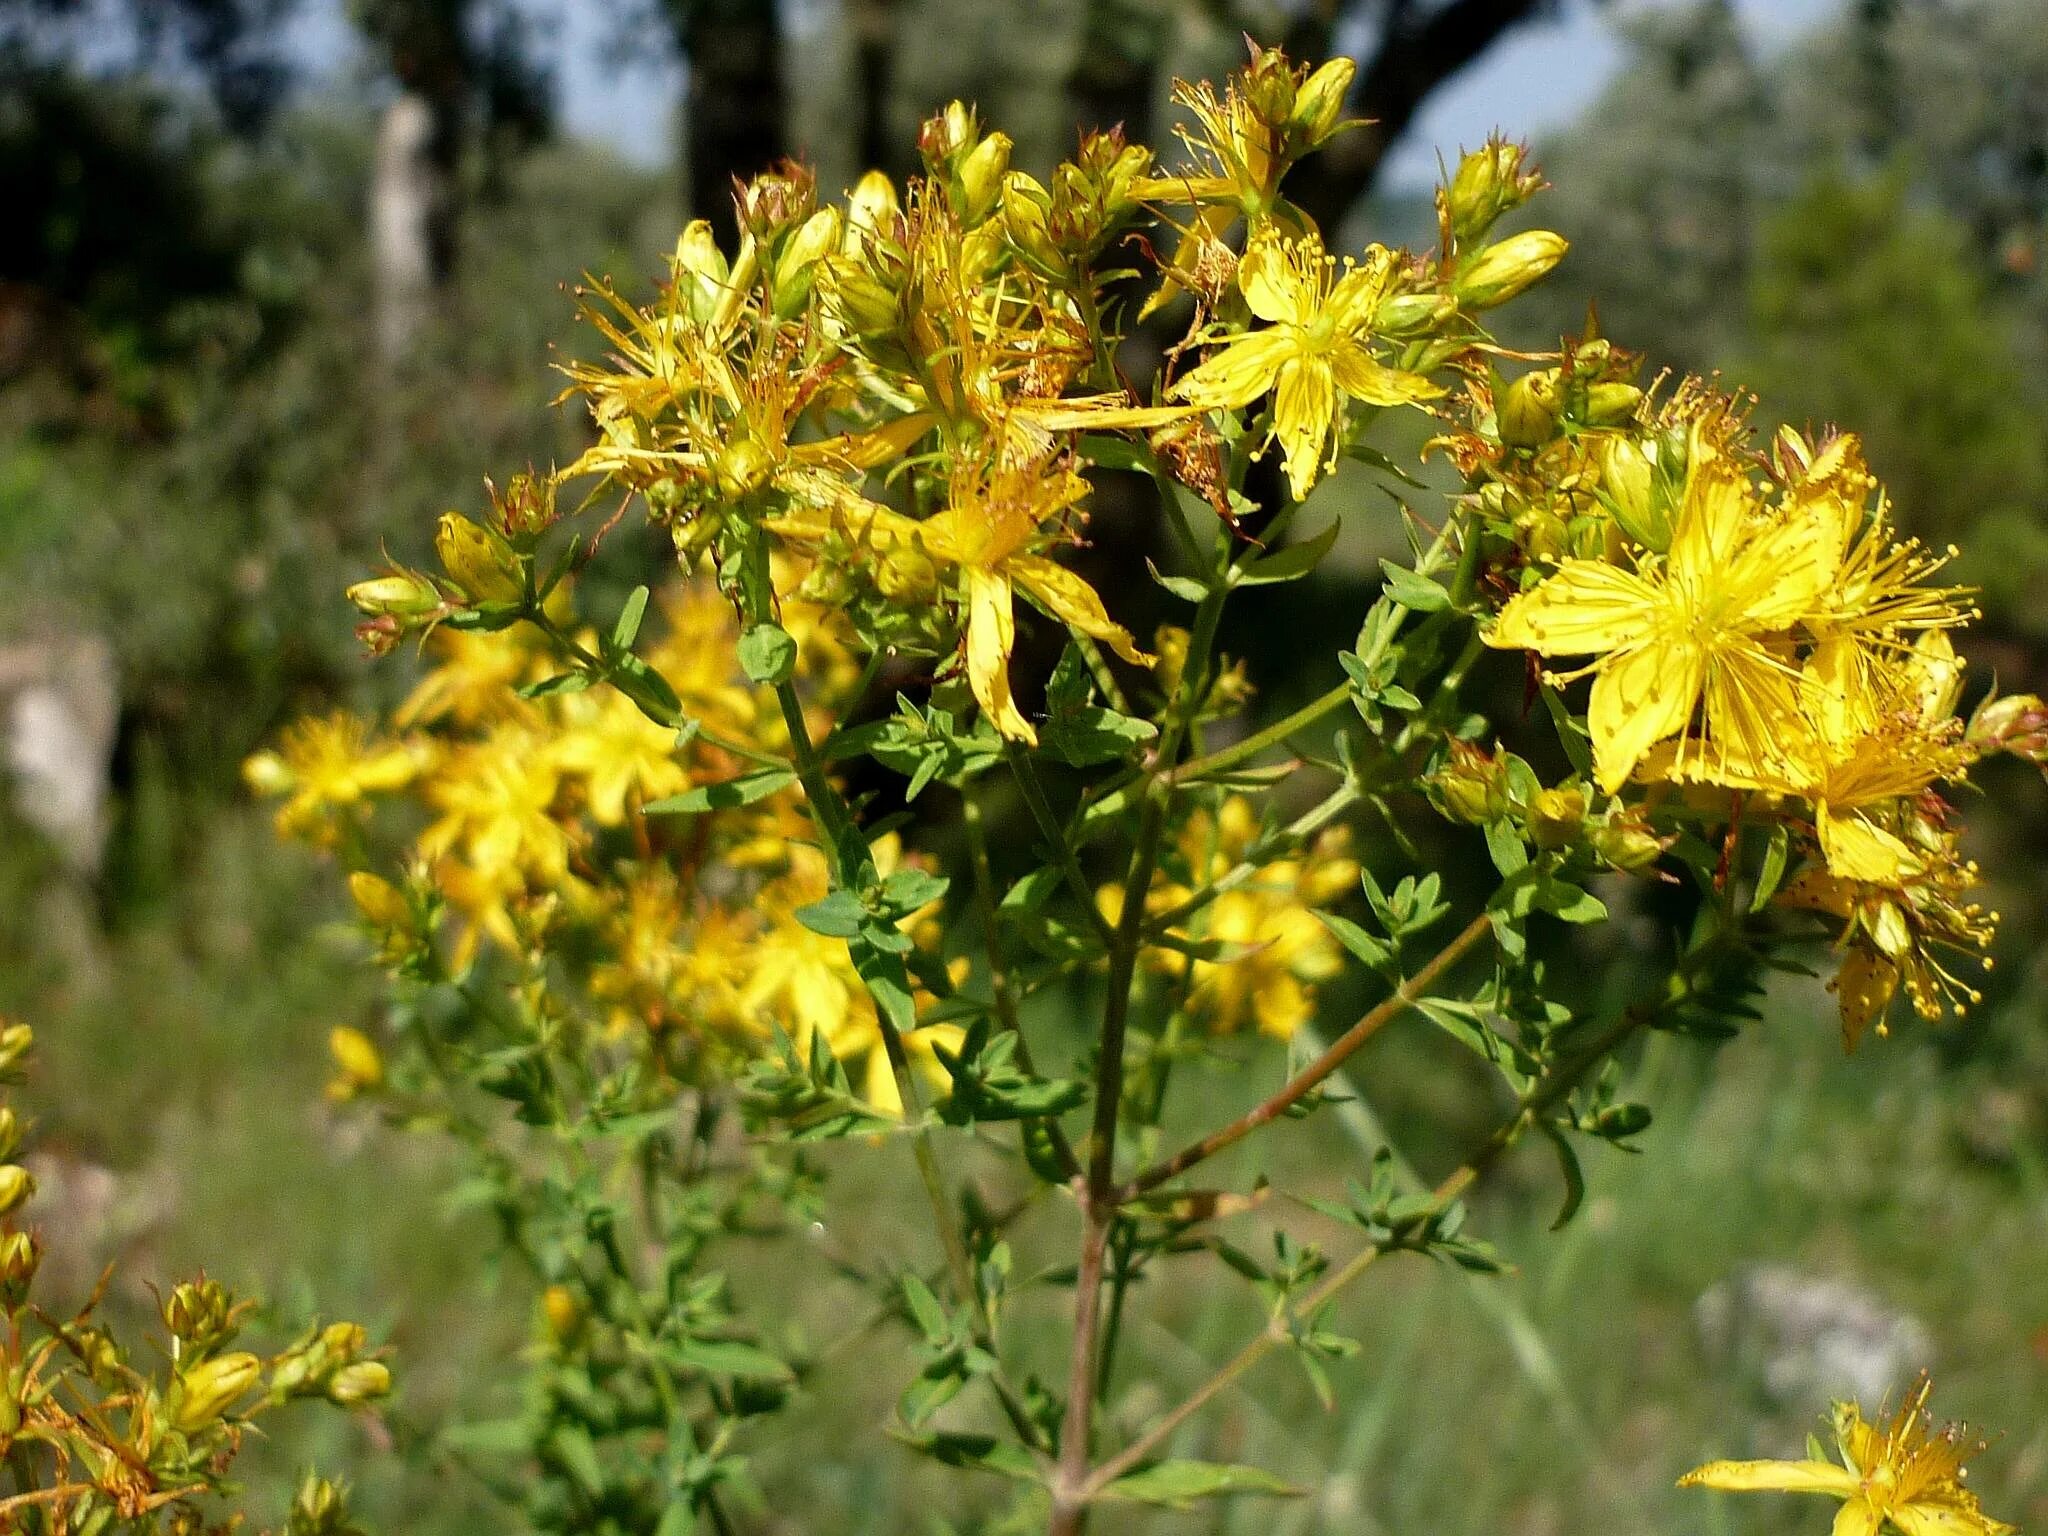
left=1696, top=1263, right=1933, bottom=1408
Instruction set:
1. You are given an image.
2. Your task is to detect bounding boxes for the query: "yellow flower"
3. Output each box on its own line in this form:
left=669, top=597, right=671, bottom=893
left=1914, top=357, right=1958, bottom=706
left=1169, top=229, right=1443, bottom=500
left=772, top=454, right=1149, bottom=744
left=1485, top=452, right=1838, bottom=792
left=549, top=688, right=694, bottom=827
left=243, top=713, right=426, bottom=846
left=1681, top=1374, right=2014, bottom=1536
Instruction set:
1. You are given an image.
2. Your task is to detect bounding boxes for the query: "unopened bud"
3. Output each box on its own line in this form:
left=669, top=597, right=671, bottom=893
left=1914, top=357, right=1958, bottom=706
left=0, top=1025, right=31, bottom=1073
left=1429, top=742, right=1509, bottom=825
left=1591, top=807, right=1668, bottom=873
left=1527, top=785, right=1587, bottom=849
left=0, top=1167, right=33, bottom=1219
left=1969, top=692, right=2048, bottom=762
left=435, top=513, right=524, bottom=605
left=1290, top=57, right=1354, bottom=143
left=1375, top=291, right=1456, bottom=337
left=956, top=131, right=1013, bottom=224
left=0, top=1108, right=20, bottom=1163
left=876, top=541, right=938, bottom=602
left=328, top=1360, right=391, bottom=1407
left=1000, top=172, right=1060, bottom=273
left=1445, top=138, right=1542, bottom=246
left=542, top=1284, right=582, bottom=1344
left=1597, top=436, right=1669, bottom=552
left=347, top=871, right=408, bottom=930
left=1453, top=230, right=1568, bottom=310
left=345, top=572, right=442, bottom=620
left=845, top=170, right=900, bottom=242
left=173, top=1351, right=262, bottom=1432
left=163, top=1278, right=238, bottom=1354
left=1581, top=382, right=1644, bottom=427
left=1497, top=370, right=1562, bottom=449
left=487, top=471, right=557, bottom=542
left=0, top=1231, right=40, bottom=1309
left=289, top=1473, right=354, bottom=1536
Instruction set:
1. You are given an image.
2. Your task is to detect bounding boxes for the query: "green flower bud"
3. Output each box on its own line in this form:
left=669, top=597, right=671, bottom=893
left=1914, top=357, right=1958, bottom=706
left=1581, top=382, right=1644, bottom=426
left=289, top=1473, right=356, bottom=1536
left=173, top=1351, right=262, bottom=1432
left=163, top=1278, right=239, bottom=1355
left=1969, top=692, right=2048, bottom=763
left=956, top=131, right=1013, bottom=224
left=435, top=513, right=524, bottom=606
left=1597, top=436, right=1671, bottom=552
left=1429, top=742, right=1510, bottom=825
left=0, top=1231, right=40, bottom=1310
left=1590, top=808, right=1668, bottom=873
left=1498, top=370, right=1563, bottom=449
left=1527, top=785, right=1587, bottom=849
left=1374, top=290, right=1456, bottom=337
left=344, top=572, right=442, bottom=620
left=328, top=1360, right=392, bottom=1407
left=1290, top=57, right=1355, bottom=143
left=0, top=1166, right=34, bottom=1219
left=1445, top=138, right=1543, bottom=246
left=1454, top=230, right=1569, bottom=309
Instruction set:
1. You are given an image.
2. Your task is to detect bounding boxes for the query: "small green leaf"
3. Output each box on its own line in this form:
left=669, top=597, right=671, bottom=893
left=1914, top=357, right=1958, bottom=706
left=612, top=584, right=650, bottom=650
left=1147, top=559, right=1212, bottom=604
left=1100, top=1459, right=1299, bottom=1508
left=670, top=1338, right=794, bottom=1381
left=644, top=767, right=798, bottom=815
left=516, top=670, right=592, bottom=701
left=1540, top=1123, right=1585, bottom=1230
left=1378, top=560, right=1451, bottom=613
left=737, top=622, right=799, bottom=685
left=1751, top=823, right=1791, bottom=913
left=795, top=890, right=867, bottom=938
left=1315, top=910, right=1391, bottom=970
left=1236, top=519, right=1339, bottom=586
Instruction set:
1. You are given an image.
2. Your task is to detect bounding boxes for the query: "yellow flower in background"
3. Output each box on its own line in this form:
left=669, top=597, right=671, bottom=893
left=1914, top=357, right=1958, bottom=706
left=419, top=722, right=573, bottom=891
left=1104, top=797, right=1359, bottom=1039
left=550, top=688, right=695, bottom=827
left=1169, top=229, right=1444, bottom=500
left=1486, top=452, right=1837, bottom=792
left=242, top=713, right=427, bottom=846
left=1681, top=1374, right=2014, bottom=1536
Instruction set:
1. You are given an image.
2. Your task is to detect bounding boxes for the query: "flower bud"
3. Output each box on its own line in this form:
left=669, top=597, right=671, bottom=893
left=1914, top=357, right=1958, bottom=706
left=921, top=100, right=977, bottom=167
left=1591, top=807, right=1668, bottom=873
left=345, top=572, right=442, bottom=620
left=1581, top=382, right=1644, bottom=427
left=1597, top=436, right=1669, bottom=552
left=1527, top=785, right=1587, bottom=849
left=1374, top=290, right=1455, bottom=337
left=327, top=1360, right=392, bottom=1407
left=0, top=1231, right=40, bottom=1310
left=327, top=1027, right=384, bottom=1101
left=163, top=1278, right=238, bottom=1354
left=0, top=1108, right=20, bottom=1164
left=956, top=131, right=1013, bottom=224
left=435, top=513, right=524, bottom=606
left=1444, top=138, right=1542, bottom=246
left=1453, top=230, right=1568, bottom=310
left=347, top=871, right=408, bottom=930
left=845, top=170, right=900, bottom=243
left=0, top=1167, right=34, bottom=1219
left=1290, top=57, right=1354, bottom=143
left=289, top=1473, right=354, bottom=1536
left=1969, top=692, right=2048, bottom=761
left=1429, top=742, right=1510, bottom=825
left=173, top=1351, right=262, bottom=1432
left=876, top=541, right=938, bottom=603
left=1497, top=370, right=1562, bottom=449
left=1000, top=172, right=1061, bottom=274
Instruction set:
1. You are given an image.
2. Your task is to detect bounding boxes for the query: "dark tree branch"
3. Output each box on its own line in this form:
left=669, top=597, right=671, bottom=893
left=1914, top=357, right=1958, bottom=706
left=676, top=0, right=789, bottom=245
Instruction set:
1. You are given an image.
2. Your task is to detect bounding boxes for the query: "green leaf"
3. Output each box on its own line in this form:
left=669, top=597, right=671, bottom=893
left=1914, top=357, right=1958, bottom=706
left=1378, top=560, right=1451, bottom=613
left=794, top=889, right=866, bottom=938
left=1315, top=910, right=1391, bottom=970
left=737, top=622, right=798, bottom=685
left=516, top=670, right=592, bottom=701
left=1100, top=1460, right=1299, bottom=1508
left=900, top=1273, right=949, bottom=1340
left=609, top=651, right=684, bottom=726
left=851, top=933, right=918, bottom=1036
left=612, top=584, right=650, bottom=650
left=548, top=1424, right=607, bottom=1498
left=1147, top=559, right=1212, bottom=604
left=880, top=868, right=950, bottom=914
left=1236, top=519, right=1339, bottom=586
left=644, top=767, right=797, bottom=815
left=1040, top=704, right=1158, bottom=767
left=1751, top=822, right=1791, bottom=913
left=890, top=1430, right=1040, bottom=1483
left=1484, top=818, right=1528, bottom=877
left=670, top=1338, right=794, bottom=1381
left=1540, top=1123, right=1585, bottom=1230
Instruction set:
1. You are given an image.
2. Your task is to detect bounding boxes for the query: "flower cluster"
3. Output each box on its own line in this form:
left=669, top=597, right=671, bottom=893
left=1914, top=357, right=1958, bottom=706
left=0, top=1024, right=384, bottom=1533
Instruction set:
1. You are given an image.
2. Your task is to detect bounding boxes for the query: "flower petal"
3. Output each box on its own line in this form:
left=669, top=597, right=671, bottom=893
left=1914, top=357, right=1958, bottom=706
left=1588, top=640, right=1703, bottom=794
left=1679, top=1460, right=1860, bottom=1497
left=1007, top=554, right=1152, bottom=666
left=1818, top=804, right=1926, bottom=885
left=964, top=566, right=1034, bottom=743
left=1170, top=329, right=1294, bottom=412
left=1487, top=561, right=1661, bottom=656
left=1239, top=233, right=1320, bottom=326
left=1272, top=356, right=1337, bottom=501
left=1329, top=342, right=1444, bottom=408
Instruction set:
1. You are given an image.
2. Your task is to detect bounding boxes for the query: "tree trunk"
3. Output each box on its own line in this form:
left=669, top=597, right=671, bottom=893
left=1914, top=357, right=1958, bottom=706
left=370, top=90, right=451, bottom=368
left=681, top=0, right=789, bottom=244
